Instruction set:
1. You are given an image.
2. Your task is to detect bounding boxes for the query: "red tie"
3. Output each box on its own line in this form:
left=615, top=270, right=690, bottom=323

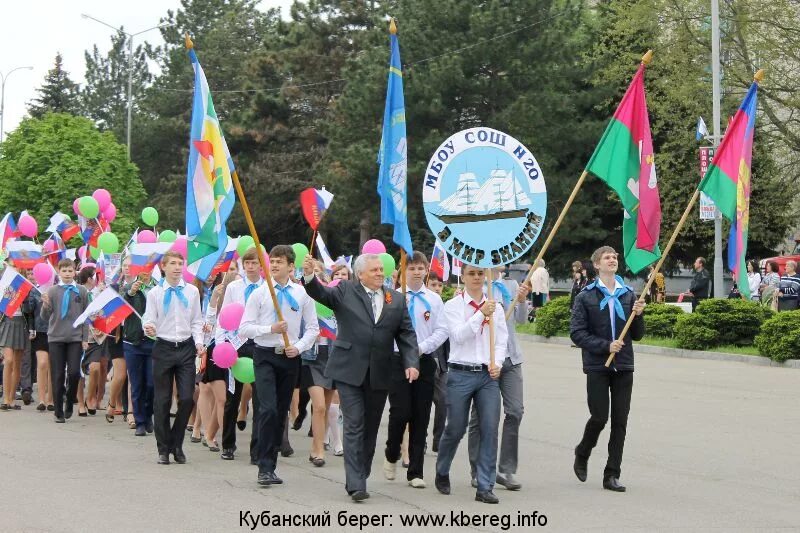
left=468, top=300, right=490, bottom=333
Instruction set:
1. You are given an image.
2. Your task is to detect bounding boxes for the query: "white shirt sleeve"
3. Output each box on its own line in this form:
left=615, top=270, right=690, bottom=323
left=295, top=292, right=319, bottom=353
left=189, top=288, right=204, bottom=346
left=445, top=299, right=486, bottom=344
left=142, top=286, right=158, bottom=332
left=418, top=295, right=449, bottom=355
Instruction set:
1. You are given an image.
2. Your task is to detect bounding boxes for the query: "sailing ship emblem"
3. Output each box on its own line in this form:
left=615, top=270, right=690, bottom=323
left=433, top=169, right=531, bottom=224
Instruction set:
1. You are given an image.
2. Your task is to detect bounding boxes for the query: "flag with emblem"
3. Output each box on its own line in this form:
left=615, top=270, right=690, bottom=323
left=185, top=40, right=236, bottom=279
left=0, top=267, right=33, bottom=318
left=586, top=58, right=662, bottom=274
left=429, top=241, right=450, bottom=281
left=72, top=287, right=135, bottom=335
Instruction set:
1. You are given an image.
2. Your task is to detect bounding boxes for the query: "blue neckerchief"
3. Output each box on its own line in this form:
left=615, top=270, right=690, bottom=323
left=275, top=283, right=299, bottom=314
left=163, top=285, right=189, bottom=312
left=408, top=289, right=431, bottom=329
left=489, top=280, right=511, bottom=309
left=60, top=284, right=79, bottom=319
left=202, top=288, right=213, bottom=315
left=591, top=276, right=629, bottom=339
left=244, top=280, right=261, bottom=303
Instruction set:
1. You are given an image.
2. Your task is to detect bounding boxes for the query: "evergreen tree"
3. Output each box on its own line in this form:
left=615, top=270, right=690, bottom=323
left=27, top=53, right=80, bottom=118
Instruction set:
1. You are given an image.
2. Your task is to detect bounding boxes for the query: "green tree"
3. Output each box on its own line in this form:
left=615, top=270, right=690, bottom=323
left=81, top=30, right=153, bottom=143
left=0, top=113, right=146, bottom=238
left=27, top=53, right=80, bottom=118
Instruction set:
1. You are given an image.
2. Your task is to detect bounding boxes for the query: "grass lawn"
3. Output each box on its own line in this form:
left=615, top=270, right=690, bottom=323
left=515, top=325, right=763, bottom=357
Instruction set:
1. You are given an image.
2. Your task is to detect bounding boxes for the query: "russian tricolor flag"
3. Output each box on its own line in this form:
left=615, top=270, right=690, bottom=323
left=6, top=241, right=45, bottom=269
left=0, top=267, right=33, bottom=318
left=78, top=215, right=108, bottom=247
left=46, top=212, right=80, bottom=241
left=209, top=237, right=238, bottom=279
left=429, top=240, right=450, bottom=281
left=0, top=213, right=19, bottom=249
left=72, top=287, right=135, bottom=334
left=128, top=242, right=173, bottom=276
left=300, top=187, right=334, bottom=230
left=319, top=315, right=337, bottom=340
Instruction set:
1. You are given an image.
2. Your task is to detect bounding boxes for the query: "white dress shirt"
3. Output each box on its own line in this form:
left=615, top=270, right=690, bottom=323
left=404, top=284, right=448, bottom=355
left=239, top=279, right=318, bottom=352
left=141, top=279, right=204, bottom=345
left=362, top=283, right=384, bottom=322
left=444, top=292, right=508, bottom=366
left=213, top=276, right=264, bottom=344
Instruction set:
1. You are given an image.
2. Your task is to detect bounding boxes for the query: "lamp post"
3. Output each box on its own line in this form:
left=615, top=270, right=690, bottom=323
left=81, top=14, right=169, bottom=160
left=0, top=66, right=33, bottom=143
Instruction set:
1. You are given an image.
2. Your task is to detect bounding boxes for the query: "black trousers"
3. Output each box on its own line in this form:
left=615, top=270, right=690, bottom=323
left=49, top=341, right=82, bottom=418
left=575, top=371, right=634, bottom=479
left=221, top=341, right=260, bottom=459
left=253, top=347, right=299, bottom=474
left=152, top=339, right=196, bottom=456
left=431, top=365, right=448, bottom=449
left=385, top=355, right=437, bottom=480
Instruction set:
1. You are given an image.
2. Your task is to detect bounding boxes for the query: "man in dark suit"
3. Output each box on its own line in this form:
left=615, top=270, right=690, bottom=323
left=302, top=253, right=419, bottom=502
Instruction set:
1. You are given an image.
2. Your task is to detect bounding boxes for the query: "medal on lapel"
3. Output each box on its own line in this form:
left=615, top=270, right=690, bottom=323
left=423, top=310, right=431, bottom=322
left=384, top=291, right=392, bottom=305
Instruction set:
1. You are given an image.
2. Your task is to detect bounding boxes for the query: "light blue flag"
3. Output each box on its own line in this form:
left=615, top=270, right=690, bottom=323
left=377, top=20, right=413, bottom=256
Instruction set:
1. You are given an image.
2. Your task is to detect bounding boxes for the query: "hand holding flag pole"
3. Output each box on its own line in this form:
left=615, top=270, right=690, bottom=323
left=185, top=33, right=288, bottom=348
left=605, top=68, right=765, bottom=367
left=505, top=49, right=655, bottom=321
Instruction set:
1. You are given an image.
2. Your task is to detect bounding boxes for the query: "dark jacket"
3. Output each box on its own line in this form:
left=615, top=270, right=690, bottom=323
left=304, top=276, right=419, bottom=390
left=121, top=280, right=153, bottom=345
left=690, top=268, right=711, bottom=300
left=25, top=289, right=49, bottom=332
left=570, top=279, right=644, bottom=373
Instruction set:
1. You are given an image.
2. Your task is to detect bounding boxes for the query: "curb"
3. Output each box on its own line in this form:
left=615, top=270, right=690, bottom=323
left=519, top=334, right=800, bottom=369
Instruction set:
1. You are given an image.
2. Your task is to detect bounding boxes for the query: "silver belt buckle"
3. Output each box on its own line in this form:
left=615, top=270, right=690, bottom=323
left=274, top=346, right=285, bottom=355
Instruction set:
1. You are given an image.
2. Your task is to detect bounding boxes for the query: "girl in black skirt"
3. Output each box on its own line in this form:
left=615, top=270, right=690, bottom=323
left=0, top=266, right=33, bottom=411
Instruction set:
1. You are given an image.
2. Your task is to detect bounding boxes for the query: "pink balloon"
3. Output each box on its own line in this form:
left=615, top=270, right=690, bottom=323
left=327, top=279, right=341, bottom=288
left=43, top=239, right=57, bottom=252
left=218, top=303, right=246, bottom=332
left=73, top=198, right=81, bottom=216
left=92, top=189, right=112, bottom=212
left=18, top=214, right=38, bottom=238
left=103, top=203, right=117, bottom=223
left=212, top=342, right=239, bottom=369
left=32, top=263, right=53, bottom=286
left=171, top=236, right=188, bottom=259
left=78, top=246, right=88, bottom=262
left=137, top=230, right=157, bottom=244
left=362, top=239, right=386, bottom=254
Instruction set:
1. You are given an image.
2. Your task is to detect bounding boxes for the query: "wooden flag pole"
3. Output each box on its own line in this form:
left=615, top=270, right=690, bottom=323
left=486, top=268, right=496, bottom=369
left=400, top=249, right=407, bottom=295
left=230, top=169, right=290, bottom=347
left=309, top=230, right=317, bottom=256
left=604, top=189, right=701, bottom=367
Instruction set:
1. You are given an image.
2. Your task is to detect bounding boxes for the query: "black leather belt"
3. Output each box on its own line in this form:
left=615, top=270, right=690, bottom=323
left=448, top=362, right=489, bottom=372
left=156, top=337, right=193, bottom=348
left=259, top=345, right=285, bottom=355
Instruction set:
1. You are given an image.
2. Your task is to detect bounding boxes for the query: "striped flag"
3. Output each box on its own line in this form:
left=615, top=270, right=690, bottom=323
left=0, top=267, right=33, bottom=318
left=0, top=213, right=19, bottom=249
left=46, top=212, right=80, bottom=241
left=128, top=242, right=173, bottom=276
left=429, top=241, right=450, bottom=281
left=6, top=241, right=44, bottom=269
left=300, top=187, right=334, bottom=231
left=72, top=287, right=135, bottom=334
left=315, top=233, right=336, bottom=271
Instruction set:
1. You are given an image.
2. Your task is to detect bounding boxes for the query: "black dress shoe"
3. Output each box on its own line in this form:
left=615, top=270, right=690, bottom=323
left=237, top=420, right=247, bottom=431
left=135, top=426, right=147, bottom=437
left=257, top=472, right=283, bottom=485
left=351, top=490, right=370, bottom=502
left=292, top=410, right=306, bottom=431
left=280, top=445, right=294, bottom=458
left=47, top=404, right=55, bottom=412
left=574, top=454, right=588, bottom=482
left=145, top=421, right=154, bottom=433
left=603, top=476, right=626, bottom=492
left=221, top=449, right=235, bottom=460
left=172, top=449, right=187, bottom=464
left=435, top=474, right=451, bottom=495
left=54, top=416, right=66, bottom=423
left=64, top=402, right=74, bottom=419
left=22, top=390, right=32, bottom=405
left=158, top=454, right=170, bottom=465
left=475, top=490, right=500, bottom=504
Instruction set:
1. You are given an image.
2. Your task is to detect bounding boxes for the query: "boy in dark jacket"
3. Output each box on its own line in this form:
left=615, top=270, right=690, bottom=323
left=570, top=246, right=645, bottom=493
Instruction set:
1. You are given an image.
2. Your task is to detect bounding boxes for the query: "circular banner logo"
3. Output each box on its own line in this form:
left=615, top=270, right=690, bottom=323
left=422, top=127, right=547, bottom=267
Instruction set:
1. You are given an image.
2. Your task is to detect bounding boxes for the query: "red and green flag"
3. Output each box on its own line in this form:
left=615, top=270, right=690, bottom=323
left=586, top=61, right=662, bottom=274
left=699, top=78, right=760, bottom=299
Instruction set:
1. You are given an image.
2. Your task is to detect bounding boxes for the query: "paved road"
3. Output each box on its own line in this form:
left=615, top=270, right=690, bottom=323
left=1, top=339, right=799, bottom=532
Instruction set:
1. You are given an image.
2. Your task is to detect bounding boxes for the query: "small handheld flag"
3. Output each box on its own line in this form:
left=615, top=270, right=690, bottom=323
left=128, top=242, right=173, bottom=276
left=696, top=117, right=709, bottom=142
left=72, top=287, right=135, bottom=334
left=0, top=267, right=34, bottom=318
left=300, top=188, right=334, bottom=231
left=0, top=213, right=19, bottom=249
left=46, top=212, right=80, bottom=241
left=6, top=241, right=45, bottom=269
left=429, top=241, right=450, bottom=281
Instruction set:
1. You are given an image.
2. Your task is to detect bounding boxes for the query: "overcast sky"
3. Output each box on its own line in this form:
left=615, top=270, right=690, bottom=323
left=0, top=0, right=294, bottom=138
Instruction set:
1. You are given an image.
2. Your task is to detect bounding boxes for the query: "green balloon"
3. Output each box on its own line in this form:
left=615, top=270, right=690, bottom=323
left=142, top=206, right=159, bottom=227
left=158, top=230, right=177, bottom=243
left=89, top=246, right=101, bottom=260
left=237, top=236, right=255, bottom=257
left=231, top=356, right=255, bottom=384
left=315, top=301, right=334, bottom=319
left=292, top=243, right=309, bottom=267
left=78, top=196, right=100, bottom=219
left=379, top=252, right=396, bottom=275
left=97, top=232, right=119, bottom=254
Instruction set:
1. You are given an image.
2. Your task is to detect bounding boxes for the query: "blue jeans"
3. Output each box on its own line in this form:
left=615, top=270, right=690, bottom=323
left=123, top=340, right=154, bottom=427
left=435, top=368, right=501, bottom=492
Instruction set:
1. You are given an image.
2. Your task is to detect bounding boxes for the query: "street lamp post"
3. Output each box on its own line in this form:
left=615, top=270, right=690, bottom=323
left=0, top=66, right=34, bottom=143
left=81, top=14, right=169, bottom=160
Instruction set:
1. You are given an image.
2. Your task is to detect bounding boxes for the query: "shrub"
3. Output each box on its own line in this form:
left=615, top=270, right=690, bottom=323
left=693, top=299, right=774, bottom=345
left=643, top=303, right=684, bottom=337
left=534, top=296, right=571, bottom=337
left=441, top=285, right=456, bottom=302
left=674, top=313, right=719, bottom=350
left=755, top=311, right=800, bottom=362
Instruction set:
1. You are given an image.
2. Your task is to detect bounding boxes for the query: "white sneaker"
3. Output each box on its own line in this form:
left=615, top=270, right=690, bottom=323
left=383, top=458, right=397, bottom=480
left=409, top=478, right=426, bottom=488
